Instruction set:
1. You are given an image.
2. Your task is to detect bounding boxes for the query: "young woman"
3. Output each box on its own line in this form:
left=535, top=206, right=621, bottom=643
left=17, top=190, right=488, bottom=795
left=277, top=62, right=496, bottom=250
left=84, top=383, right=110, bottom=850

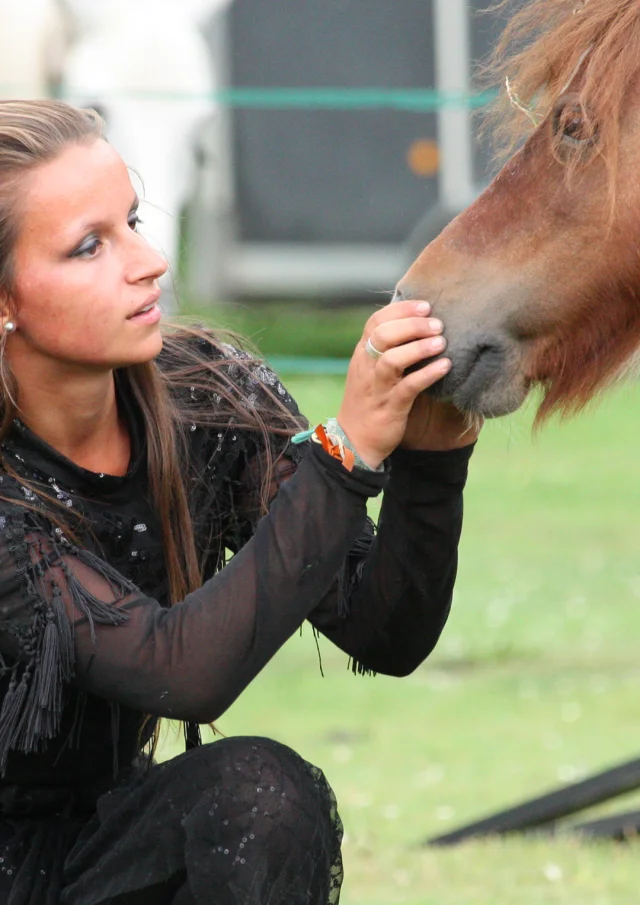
left=0, top=100, right=480, bottom=905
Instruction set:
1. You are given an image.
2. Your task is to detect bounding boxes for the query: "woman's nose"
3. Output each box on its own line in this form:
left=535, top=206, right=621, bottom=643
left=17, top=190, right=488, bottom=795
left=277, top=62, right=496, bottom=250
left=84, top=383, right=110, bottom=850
left=128, top=230, right=169, bottom=283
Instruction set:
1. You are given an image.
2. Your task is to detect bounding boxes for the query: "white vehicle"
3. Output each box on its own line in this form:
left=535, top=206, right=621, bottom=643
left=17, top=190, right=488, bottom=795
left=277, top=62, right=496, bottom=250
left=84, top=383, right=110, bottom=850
left=0, top=0, right=232, bottom=310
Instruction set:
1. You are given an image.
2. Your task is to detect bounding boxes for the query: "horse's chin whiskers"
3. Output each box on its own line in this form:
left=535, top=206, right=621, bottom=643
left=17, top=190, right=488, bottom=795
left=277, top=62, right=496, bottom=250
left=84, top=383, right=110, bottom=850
left=459, top=412, right=484, bottom=438
left=449, top=410, right=486, bottom=447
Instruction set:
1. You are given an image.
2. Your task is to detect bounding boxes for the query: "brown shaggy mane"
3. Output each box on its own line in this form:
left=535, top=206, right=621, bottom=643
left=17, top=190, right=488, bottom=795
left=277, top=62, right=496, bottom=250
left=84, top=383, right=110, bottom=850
left=530, top=259, right=640, bottom=425
left=485, top=0, right=640, bottom=175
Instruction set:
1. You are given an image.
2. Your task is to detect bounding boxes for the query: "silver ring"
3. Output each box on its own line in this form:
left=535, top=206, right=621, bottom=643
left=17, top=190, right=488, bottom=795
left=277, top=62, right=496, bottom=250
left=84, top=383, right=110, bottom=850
left=365, top=337, right=383, bottom=360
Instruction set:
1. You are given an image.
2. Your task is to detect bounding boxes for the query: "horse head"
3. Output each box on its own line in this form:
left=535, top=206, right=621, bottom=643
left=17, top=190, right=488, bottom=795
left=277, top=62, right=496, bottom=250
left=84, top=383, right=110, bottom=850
left=398, top=0, right=640, bottom=423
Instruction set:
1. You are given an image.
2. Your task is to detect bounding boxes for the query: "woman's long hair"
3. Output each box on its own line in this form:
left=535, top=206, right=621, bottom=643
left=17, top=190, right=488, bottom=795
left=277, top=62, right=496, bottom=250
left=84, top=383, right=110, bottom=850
left=0, top=102, right=303, bottom=761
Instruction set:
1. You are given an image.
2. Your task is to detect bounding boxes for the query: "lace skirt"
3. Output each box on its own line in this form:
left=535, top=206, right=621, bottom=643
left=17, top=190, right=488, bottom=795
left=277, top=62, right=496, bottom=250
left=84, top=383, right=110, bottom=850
left=0, top=737, right=344, bottom=905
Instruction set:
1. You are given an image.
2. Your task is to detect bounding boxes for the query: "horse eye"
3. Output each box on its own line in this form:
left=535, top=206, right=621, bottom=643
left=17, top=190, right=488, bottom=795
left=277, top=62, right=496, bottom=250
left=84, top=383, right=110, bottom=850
left=552, top=102, right=597, bottom=147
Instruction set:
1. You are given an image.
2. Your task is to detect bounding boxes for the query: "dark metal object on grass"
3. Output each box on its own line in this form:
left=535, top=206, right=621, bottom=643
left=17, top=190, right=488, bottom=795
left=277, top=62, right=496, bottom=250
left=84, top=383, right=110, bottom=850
left=571, top=810, right=640, bottom=842
left=426, top=756, right=640, bottom=846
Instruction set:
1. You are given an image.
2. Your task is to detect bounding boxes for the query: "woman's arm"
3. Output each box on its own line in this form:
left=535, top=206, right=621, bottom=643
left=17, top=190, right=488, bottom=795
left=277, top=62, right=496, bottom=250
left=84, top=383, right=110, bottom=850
left=308, top=444, right=473, bottom=675
left=222, top=320, right=476, bottom=679
left=231, top=430, right=472, bottom=678
left=0, top=445, right=385, bottom=768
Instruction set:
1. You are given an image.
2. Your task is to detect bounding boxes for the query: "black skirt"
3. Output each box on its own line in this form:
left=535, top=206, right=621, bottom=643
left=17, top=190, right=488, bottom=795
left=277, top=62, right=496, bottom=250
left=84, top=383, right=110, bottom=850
left=0, top=737, right=344, bottom=905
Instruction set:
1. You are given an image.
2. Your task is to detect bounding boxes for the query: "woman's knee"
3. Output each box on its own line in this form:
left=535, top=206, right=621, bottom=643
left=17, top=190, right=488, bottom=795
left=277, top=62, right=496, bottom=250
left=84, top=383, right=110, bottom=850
left=164, top=739, right=343, bottom=901
left=181, top=736, right=340, bottom=842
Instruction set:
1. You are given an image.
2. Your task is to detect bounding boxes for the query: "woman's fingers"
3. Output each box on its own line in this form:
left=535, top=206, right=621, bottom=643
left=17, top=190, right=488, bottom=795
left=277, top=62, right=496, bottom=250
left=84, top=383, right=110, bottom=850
left=337, top=299, right=455, bottom=467
left=394, top=357, right=452, bottom=405
left=363, top=300, right=431, bottom=340
left=368, top=316, right=444, bottom=354
left=375, top=334, right=448, bottom=380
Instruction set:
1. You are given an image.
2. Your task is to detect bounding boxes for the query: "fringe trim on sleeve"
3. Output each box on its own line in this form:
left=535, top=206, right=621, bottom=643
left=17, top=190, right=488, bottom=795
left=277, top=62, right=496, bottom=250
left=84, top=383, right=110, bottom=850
left=337, top=516, right=376, bottom=618
left=0, top=513, right=136, bottom=775
left=338, top=517, right=378, bottom=677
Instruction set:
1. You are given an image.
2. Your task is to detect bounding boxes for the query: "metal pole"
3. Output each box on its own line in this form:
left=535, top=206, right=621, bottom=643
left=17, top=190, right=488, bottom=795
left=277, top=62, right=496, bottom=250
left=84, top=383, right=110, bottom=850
left=433, top=0, right=476, bottom=210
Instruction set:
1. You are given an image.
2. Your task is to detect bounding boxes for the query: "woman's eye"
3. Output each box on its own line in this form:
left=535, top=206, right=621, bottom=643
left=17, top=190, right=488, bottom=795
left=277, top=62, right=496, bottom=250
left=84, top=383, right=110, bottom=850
left=72, top=237, right=101, bottom=258
left=70, top=213, right=143, bottom=258
left=552, top=102, right=597, bottom=147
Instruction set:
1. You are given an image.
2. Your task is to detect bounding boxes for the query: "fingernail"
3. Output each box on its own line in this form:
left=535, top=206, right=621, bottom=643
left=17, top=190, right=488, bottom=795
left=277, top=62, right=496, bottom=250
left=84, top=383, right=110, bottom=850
left=429, top=318, right=444, bottom=333
left=416, top=302, right=431, bottom=315
left=439, top=358, right=452, bottom=372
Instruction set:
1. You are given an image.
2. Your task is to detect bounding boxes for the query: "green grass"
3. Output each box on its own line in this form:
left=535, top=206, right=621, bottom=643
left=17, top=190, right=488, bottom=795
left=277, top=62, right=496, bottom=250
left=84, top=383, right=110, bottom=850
left=159, top=371, right=640, bottom=904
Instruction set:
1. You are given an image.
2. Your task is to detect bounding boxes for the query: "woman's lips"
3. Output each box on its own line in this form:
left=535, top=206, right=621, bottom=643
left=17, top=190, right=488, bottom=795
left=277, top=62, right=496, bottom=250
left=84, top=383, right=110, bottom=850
left=128, top=303, right=161, bottom=325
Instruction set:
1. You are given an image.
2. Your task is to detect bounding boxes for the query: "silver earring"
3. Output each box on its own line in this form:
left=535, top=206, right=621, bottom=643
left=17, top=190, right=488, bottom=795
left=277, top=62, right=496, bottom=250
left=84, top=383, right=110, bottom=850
left=3, top=321, right=15, bottom=333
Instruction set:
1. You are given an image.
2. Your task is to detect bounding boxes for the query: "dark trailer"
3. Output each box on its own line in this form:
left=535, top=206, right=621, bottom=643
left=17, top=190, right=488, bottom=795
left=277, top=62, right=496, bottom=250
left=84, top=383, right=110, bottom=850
left=186, top=0, right=518, bottom=302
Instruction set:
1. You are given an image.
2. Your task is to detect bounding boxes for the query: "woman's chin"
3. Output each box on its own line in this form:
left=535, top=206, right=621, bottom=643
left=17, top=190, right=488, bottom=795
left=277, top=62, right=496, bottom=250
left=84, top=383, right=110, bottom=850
left=113, top=331, right=164, bottom=368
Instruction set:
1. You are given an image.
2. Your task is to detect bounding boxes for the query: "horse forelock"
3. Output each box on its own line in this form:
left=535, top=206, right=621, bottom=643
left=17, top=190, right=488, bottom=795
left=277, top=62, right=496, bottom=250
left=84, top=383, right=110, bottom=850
left=486, top=0, right=640, bottom=185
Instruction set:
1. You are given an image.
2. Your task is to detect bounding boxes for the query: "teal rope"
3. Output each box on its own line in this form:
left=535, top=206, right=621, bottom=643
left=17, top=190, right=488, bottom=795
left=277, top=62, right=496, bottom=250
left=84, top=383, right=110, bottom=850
left=267, top=356, right=350, bottom=375
left=10, top=86, right=496, bottom=111
left=215, top=87, right=496, bottom=111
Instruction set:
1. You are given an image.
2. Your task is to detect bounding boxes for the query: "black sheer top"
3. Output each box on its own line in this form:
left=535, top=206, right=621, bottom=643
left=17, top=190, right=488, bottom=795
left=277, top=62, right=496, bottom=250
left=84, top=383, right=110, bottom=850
left=0, top=338, right=473, bottom=789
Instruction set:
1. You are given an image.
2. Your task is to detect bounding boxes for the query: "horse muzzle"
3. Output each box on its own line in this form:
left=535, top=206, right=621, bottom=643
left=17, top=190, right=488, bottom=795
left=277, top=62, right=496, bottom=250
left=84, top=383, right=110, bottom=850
left=432, top=334, right=526, bottom=415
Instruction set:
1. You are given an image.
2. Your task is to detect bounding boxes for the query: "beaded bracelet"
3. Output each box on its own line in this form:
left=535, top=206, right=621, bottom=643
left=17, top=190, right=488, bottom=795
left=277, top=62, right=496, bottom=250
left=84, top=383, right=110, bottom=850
left=292, top=419, right=383, bottom=473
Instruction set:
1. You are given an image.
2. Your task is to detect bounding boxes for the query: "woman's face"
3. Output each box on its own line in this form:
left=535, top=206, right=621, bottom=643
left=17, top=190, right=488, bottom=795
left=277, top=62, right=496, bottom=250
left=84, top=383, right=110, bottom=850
left=6, top=138, right=168, bottom=374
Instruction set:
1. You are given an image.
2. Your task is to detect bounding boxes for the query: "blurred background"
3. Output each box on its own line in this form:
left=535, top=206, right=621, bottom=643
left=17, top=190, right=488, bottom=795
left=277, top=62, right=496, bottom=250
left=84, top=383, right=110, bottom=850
left=0, top=0, right=507, bottom=320
left=4, top=2, right=640, bottom=903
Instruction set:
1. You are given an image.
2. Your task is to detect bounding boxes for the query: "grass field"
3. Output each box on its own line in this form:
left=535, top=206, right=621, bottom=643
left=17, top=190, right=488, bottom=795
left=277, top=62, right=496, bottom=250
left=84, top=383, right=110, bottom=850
left=160, top=363, right=640, bottom=904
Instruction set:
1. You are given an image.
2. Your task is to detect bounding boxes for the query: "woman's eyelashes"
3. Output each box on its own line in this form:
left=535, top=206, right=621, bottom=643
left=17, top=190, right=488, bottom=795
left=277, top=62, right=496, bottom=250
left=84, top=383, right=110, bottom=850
left=70, top=234, right=101, bottom=259
left=69, top=211, right=144, bottom=258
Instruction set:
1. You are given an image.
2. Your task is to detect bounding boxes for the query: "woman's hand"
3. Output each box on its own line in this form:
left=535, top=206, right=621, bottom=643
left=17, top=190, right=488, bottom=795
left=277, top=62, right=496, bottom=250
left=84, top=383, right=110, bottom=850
left=337, top=300, right=461, bottom=469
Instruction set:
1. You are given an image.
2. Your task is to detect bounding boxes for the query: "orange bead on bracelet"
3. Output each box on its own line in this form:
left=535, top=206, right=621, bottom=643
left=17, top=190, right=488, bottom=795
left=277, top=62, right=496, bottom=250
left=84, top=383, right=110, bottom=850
left=312, top=424, right=356, bottom=472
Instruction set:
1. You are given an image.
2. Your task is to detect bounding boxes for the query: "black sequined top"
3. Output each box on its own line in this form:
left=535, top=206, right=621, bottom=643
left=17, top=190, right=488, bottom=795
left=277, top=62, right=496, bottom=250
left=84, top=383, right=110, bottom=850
left=0, top=337, right=473, bottom=793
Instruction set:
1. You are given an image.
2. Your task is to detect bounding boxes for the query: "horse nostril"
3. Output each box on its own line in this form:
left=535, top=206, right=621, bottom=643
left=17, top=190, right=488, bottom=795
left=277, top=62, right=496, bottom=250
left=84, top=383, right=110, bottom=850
left=475, top=343, right=498, bottom=362
left=461, top=341, right=506, bottom=393
left=392, top=286, right=408, bottom=303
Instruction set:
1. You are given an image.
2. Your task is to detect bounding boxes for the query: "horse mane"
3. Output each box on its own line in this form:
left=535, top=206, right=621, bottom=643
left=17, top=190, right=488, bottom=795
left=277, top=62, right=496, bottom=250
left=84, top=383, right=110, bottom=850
left=530, top=257, right=640, bottom=425
left=484, top=0, right=640, bottom=176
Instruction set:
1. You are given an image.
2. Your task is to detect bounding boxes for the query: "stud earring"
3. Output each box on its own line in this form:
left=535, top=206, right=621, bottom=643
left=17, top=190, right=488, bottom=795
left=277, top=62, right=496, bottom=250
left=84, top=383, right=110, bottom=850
left=3, top=321, right=15, bottom=333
